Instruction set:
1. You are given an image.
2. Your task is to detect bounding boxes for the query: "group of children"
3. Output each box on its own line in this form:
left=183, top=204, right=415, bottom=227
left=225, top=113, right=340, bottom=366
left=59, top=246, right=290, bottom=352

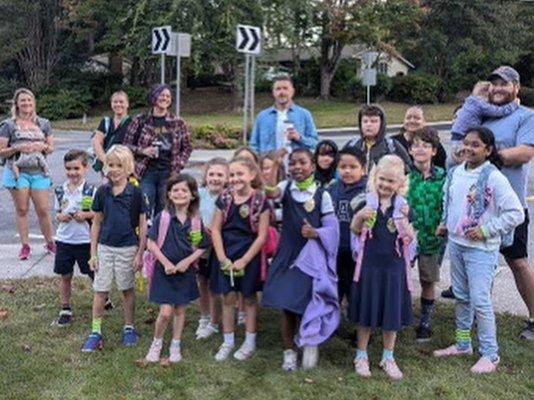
left=50, top=85, right=523, bottom=379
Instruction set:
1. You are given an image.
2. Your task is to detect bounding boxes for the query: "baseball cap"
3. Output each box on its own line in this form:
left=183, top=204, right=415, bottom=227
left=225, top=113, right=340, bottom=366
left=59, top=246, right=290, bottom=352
left=488, top=66, right=520, bottom=84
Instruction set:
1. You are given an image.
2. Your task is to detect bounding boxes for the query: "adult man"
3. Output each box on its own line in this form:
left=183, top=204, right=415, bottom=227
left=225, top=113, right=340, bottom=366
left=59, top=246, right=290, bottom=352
left=484, top=66, right=534, bottom=340
left=250, top=76, right=318, bottom=157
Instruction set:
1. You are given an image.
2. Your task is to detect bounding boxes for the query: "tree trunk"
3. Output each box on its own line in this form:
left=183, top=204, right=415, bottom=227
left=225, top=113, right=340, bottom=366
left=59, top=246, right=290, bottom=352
left=109, top=53, right=123, bottom=76
left=320, top=66, right=333, bottom=99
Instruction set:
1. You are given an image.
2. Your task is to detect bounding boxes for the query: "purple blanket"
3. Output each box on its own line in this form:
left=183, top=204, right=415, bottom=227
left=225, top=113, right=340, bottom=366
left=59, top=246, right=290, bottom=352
left=293, top=213, right=340, bottom=347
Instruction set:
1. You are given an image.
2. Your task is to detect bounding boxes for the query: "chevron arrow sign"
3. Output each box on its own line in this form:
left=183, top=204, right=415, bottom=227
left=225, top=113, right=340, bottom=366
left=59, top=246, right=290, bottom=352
left=152, top=26, right=172, bottom=55
left=236, top=25, right=261, bottom=55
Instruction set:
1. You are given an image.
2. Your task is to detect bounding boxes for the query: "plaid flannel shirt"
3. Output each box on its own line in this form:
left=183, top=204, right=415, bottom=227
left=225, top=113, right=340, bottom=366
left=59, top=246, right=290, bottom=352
left=123, top=112, right=192, bottom=179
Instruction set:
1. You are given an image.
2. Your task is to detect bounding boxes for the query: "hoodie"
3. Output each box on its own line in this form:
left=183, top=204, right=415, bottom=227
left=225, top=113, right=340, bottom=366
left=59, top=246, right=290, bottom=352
left=342, top=105, right=412, bottom=172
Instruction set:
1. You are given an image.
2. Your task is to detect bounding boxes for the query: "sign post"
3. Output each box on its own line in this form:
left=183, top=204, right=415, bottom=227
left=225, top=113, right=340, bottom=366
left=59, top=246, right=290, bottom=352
left=152, top=26, right=172, bottom=84
left=362, top=51, right=378, bottom=105
left=173, top=33, right=191, bottom=117
left=236, top=24, right=261, bottom=144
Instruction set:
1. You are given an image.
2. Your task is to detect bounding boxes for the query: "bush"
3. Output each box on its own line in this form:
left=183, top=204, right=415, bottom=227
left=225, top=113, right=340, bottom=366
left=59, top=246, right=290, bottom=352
left=191, top=124, right=241, bottom=149
left=0, top=77, right=18, bottom=116
left=389, top=73, right=441, bottom=104
left=123, top=85, right=147, bottom=108
left=37, top=89, right=92, bottom=120
left=520, top=87, right=534, bottom=107
left=331, top=59, right=361, bottom=98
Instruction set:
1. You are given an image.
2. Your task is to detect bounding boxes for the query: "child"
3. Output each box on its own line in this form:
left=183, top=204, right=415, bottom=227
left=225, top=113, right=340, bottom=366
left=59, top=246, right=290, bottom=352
left=262, top=149, right=340, bottom=372
left=343, top=105, right=412, bottom=173
left=234, top=146, right=259, bottom=165
left=12, top=145, right=49, bottom=179
left=349, top=155, right=416, bottom=380
left=143, top=174, right=209, bottom=364
left=53, top=150, right=96, bottom=326
left=449, top=81, right=518, bottom=165
left=82, top=145, right=148, bottom=352
left=433, top=126, right=524, bottom=374
left=210, top=156, right=270, bottom=361
left=196, top=158, right=228, bottom=339
left=328, top=147, right=367, bottom=307
left=314, top=139, right=339, bottom=188
left=407, top=128, right=447, bottom=342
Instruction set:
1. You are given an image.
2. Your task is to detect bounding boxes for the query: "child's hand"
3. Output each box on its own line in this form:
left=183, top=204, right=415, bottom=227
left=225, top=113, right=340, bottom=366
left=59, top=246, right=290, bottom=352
left=133, top=252, right=143, bottom=272
left=72, top=211, right=87, bottom=222
left=436, top=224, right=447, bottom=237
left=88, top=255, right=98, bottom=272
left=358, top=206, right=376, bottom=222
left=301, top=219, right=318, bottom=239
left=163, top=261, right=175, bottom=275
left=465, top=227, right=485, bottom=241
left=232, top=258, right=247, bottom=272
left=56, top=213, right=72, bottom=223
left=175, top=259, right=190, bottom=273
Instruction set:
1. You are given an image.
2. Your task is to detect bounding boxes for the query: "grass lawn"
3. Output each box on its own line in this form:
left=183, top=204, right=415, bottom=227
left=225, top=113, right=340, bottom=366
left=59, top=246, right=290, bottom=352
left=1, top=277, right=533, bottom=400
left=52, top=90, right=456, bottom=132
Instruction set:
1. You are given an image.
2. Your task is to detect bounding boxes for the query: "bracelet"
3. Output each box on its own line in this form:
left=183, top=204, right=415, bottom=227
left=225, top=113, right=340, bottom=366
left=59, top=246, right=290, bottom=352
left=264, top=185, right=277, bottom=193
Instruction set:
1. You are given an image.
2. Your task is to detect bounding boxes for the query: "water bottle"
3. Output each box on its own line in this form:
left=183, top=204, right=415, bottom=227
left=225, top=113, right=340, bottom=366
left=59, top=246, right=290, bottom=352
left=152, top=140, right=162, bottom=158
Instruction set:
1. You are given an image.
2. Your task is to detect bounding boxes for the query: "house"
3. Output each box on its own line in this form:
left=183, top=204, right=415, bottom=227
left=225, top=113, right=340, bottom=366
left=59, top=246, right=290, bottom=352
left=264, top=44, right=414, bottom=77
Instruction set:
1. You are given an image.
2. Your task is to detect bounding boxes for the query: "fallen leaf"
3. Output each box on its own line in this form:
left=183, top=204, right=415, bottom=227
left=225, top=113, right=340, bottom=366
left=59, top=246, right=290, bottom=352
left=337, top=376, right=344, bottom=382
left=0, top=309, right=8, bottom=320
left=33, top=303, right=46, bottom=311
left=1, top=285, right=16, bottom=294
left=304, top=378, right=314, bottom=384
left=22, top=344, right=32, bottom=353
left=159, top=358, right=171, bottom=368
left=135, top=358, right=148, bottom=368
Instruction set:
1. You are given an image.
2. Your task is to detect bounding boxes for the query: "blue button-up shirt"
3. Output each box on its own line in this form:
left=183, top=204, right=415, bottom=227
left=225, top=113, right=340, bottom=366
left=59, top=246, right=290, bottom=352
left=249, top=103, right=318, bottom=155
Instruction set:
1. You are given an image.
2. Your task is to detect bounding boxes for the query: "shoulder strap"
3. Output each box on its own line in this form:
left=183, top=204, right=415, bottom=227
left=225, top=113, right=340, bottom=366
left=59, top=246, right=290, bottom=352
left=442, top=165, right=457, bottom=224
left=249, top=190, right=266, bottom=233
left=191, top=215, right=201, bottom=232
left=220, top=188, right=233, bottom=224
left=104, top=117, right=111, bottom=135
left=156, top=210, right=172, bottom=248
left=386, top=137, right=396, bottom=154
left=129, top=185, right=143, bottom=231
left=54, top=186, right=65, bottom=207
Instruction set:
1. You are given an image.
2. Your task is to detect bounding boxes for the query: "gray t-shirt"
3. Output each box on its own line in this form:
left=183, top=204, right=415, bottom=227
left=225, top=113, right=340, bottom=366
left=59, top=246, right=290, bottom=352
left=0, top=117, right=51, bottom=174
left=484, top=106, right=534, bottom=208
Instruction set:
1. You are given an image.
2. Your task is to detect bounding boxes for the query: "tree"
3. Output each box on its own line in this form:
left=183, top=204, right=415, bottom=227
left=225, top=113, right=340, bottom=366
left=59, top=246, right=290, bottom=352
left=0, top=0, right=62, bottom=90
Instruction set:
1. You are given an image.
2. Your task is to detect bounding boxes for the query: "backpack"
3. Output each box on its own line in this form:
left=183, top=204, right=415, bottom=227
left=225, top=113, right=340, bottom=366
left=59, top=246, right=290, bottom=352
left=54, top=182, right=96, bottom=214
left=443, top=163, right=513, bottom=248
left=352, top=192, right=417, bottom=292
left=143, top=210, right=202, bottom=294
left=219, top=188, right=279, bottom=281
left=91, top=117, right=112, bottom=172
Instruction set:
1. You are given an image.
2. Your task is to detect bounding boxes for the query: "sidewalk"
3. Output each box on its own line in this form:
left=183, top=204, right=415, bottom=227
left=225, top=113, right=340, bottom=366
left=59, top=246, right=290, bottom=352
left=0, top=241, right=528, bottom=317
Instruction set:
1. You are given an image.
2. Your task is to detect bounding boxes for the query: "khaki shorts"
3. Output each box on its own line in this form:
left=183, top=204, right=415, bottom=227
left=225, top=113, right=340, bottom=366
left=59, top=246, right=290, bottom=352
left=417, top=253, right=443, bottom=283
left=93, top=244, right=138, bottom=292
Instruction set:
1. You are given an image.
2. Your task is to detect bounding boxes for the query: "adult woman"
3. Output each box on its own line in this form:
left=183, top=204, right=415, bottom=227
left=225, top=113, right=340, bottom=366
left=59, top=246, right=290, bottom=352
left=392, top=106, right=447, bottom=169
left=123, top=84, right=192, bottom=218
left=91, top=90, right=132, bottom=173
left=0, top=88, right=55, bottom=260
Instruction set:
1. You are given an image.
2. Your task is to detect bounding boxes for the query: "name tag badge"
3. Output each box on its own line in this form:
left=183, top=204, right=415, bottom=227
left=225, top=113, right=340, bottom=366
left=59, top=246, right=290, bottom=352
left=239, top=204, right=250, bottom=218
left=304, top=198, right=315, bottom=213
left=387, top=218, right=397, bottom=233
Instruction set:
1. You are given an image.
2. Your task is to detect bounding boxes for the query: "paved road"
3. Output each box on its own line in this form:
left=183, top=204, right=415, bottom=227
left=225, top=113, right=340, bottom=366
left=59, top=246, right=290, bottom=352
left=0, top=128, right=532, bottom=317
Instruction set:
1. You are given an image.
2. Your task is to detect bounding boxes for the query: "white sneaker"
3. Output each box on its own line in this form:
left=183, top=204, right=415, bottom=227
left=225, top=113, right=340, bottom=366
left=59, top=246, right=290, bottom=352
left=237, top=311, right=246, bottom=326
left=169, top=346, right=182, bottom=363
left=145, top=341, right=162, bottom=363
left=214, top=343, right=234, bottom=362
left=233, top=342, right=256, bottom=361
left=195, top=316, right=210, bottom=336
left=302, top=346, right=319, bottom=370
left=282, top=349, right=298, bottom=372
left=196, top=323, right=219, bottom=340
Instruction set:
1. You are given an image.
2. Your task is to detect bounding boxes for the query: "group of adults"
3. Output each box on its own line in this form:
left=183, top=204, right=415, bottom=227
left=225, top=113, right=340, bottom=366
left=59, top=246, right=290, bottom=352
left=0, top=65, right=532, bottom=340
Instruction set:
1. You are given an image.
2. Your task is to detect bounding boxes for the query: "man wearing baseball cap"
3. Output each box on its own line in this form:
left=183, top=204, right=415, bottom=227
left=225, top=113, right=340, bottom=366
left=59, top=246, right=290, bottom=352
left=484, top=65, right=534, bottom=340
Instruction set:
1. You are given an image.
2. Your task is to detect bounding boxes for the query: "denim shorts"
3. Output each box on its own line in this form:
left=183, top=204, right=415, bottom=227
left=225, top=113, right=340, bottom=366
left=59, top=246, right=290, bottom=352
left=2, top=167, right=52, bottom=190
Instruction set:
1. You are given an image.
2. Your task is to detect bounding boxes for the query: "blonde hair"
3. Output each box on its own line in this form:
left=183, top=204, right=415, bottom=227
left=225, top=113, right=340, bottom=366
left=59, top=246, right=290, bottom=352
left=111, top=90, right=129, bottom=103
left=472, top=81, right=491, bottom=98
left=104, top=144, right=135, bottom=176
left=367, top=155, right=408, bottom=197
left=230, top=156, right=263, bottom=190
left=201, top=157, right=229, bottom=187
left=11, top=88, right=37, bottom=120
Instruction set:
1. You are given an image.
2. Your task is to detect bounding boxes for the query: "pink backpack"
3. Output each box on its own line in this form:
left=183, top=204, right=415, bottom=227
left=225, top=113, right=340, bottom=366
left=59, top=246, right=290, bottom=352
left=143, top=210, right=202, bottom=293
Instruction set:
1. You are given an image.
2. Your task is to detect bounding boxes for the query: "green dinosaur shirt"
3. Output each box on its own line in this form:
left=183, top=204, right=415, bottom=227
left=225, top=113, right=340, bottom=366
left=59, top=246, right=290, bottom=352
left=408, top=166, right=446, bottom=255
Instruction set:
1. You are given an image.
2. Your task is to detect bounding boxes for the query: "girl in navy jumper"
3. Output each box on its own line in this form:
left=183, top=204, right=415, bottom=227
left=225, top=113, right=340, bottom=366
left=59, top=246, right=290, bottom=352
left=143, top=174, right=209, bottom=364
left=349, top=155, right=415, bottom=380
left=211, top=157, right=270, bottom=362
left=262, top=148, right=337, bottom=372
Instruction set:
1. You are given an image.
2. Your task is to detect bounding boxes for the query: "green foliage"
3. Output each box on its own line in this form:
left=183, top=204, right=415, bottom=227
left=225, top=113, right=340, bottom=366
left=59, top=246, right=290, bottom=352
left=389, top=74, right=441, bottom=104
left=37, top=90, right=92, bottom=120
left=0, top=77, right=18, bottom=115
left=520, top=87, right=534, bottom=107
left=123, top=85, right=147, bottom=109
left=192, top=124, right=241, bottom=149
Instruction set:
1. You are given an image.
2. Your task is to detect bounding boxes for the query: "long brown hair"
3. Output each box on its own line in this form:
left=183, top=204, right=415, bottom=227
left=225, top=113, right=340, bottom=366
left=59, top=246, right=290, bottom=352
left=165, top=173, right=200, bottom=217
left=230, top=156, right=263, bottom=190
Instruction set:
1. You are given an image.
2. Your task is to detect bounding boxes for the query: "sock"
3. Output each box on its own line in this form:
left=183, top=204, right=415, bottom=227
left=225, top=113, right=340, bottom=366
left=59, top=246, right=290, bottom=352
left=355, top=349, right=368, bottom=360
left=91, top=318, right=102, bottom=334
left=124, top=324, right=134, bottom=331
left=171, top=339, right=181, bottom=348
left=455, top=329, right=472, bottom=350
left=152, top=338, right=163, bottom=347
left=223, top=332, right=235, bottom=346
left=244, top=331, right=257, bottom=348
left=420, top=298, right=435, bottom=328
left=200, top=314, right=210, bottom=322
left=381, top=349, right=394, bottom=362
left=62, top=304, right=71, bottom=311
left=528, top=318, right=534, bottom=324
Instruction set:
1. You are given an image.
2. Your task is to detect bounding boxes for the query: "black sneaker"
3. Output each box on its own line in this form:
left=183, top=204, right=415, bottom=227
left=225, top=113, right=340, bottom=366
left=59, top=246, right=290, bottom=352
left=416, top=325, right=432, bottom=342
left=519, top=320, right=534, bottom=341
left=57, top=309, right=72, bottom=326
left=104, top=299, right=115, bottom=311
left=441, top=286, right=455, bottom=299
